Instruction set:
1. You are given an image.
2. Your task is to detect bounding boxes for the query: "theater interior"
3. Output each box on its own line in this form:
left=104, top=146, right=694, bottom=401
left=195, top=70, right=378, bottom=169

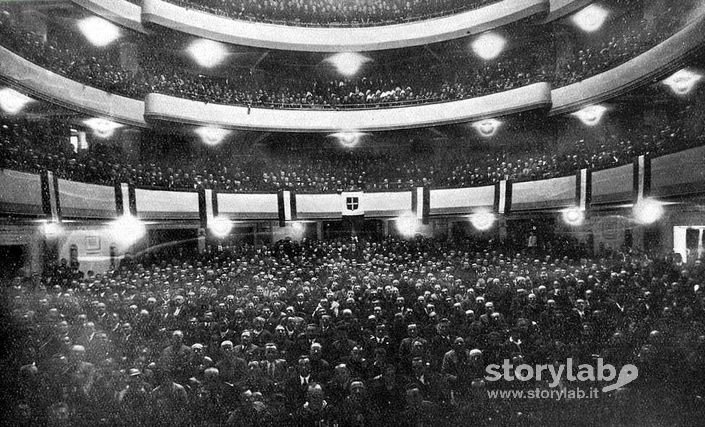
left=1, top=0, right=705, bottom=425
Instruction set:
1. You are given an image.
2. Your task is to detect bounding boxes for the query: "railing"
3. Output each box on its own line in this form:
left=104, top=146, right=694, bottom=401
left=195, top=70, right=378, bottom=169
left=141, top=0, right=549, bottom=52
left=143, top=84, right=552, bottom=132
left=3, top=145, right=704, bottom=220
left=164, top=0, right=500, bottom=28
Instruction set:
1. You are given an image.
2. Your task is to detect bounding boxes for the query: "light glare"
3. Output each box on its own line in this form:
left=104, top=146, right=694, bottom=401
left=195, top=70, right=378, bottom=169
left=289, top=222, right=306, bottom=239
left=470, top=210, right=496, bottom=231
left=663, top=69, right=703, bottom=95
left=571, top=105, right=607, bottom=126
left=330, top=131, right=366, bottom=148
left=326, top=53, right=370, bottom=77
left=471, top=32, right=506, bottom=60
left=188, top=39, right=229, bottom=68
left=571, top=4, right=610, bottom=32
left=395, top=213, right=418, bottom=238
left=109, top=215, right=146, bottom=246
left=633, top=198, right=664, bottom=225
left=562, top=207, right=585, bottom=226
left=42, top=221, right=63, bottom=238
left=209, top=216, right=233, bottom=238
left=83, top=118, right=123, bottom=138
left=471, top=119, right=502, bottom=137
left=195, top=127, right=231, bottom=146
left=0, top=88, right=33, bottom=114
left=78, top=17, right=120, bottom=47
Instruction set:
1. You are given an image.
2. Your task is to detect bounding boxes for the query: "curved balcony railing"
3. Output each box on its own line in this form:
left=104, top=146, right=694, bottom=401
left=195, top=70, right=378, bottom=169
left=0, top=46, right=146, bottom=128
left=140, top=0, right=549, bottom=52
left=143, top=83, right=552, bottom=132
left=2, top=145, right=704, bottom=221
left=71, top=0, right=146, bottom=33
left=159, top=0, right=502, bottom=28
left=0, top=7, right=703, bottom=130
left=549, top=13, right=705, bottom=115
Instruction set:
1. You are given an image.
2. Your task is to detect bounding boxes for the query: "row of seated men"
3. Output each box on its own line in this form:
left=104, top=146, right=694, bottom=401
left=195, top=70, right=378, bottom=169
left=5, top=235, right=705, bottom=425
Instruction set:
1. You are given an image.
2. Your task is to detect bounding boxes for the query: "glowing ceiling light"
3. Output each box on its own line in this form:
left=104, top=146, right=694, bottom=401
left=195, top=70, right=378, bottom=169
left=42, top=221, right=63, bottom=238
left=470, top=210, right=496, bottom=231
left=663, top=69, right=703, bottom=95
left=326, top=52, right=371, bottom=77
left=195, top=126, right=231, bottom=146
left=209, top=216, right=233, bottom=238
left=83, top=118, right=123, bottom=138
left=187, top=39, right=229, bottom=68
left=0, top=88, right=33, bottom=114
left=330, top=131, right=366, bottom=148
left=471, top=32, right=506, bottom=60
left=109, top=214, right=146, bottom=245
left=562, top=207, right=585, bottom=226
left=395, top=213, right=419, bottom=238
left=571, top=4, right=610, bottom=32
left=571, top=105, right=608, bottom=126
left=471, top=119, right=502, bottom=137
left=78, top=16, right=121, bottom=47
left=633, top=198, right=664, bottom=225
left=290, top=221, right=306, bottom=239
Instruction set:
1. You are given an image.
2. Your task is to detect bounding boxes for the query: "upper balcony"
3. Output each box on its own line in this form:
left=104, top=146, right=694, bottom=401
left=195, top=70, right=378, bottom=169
left=0, top=0, right=703, bottom=131
left=138, top=0, right=548, bottom=51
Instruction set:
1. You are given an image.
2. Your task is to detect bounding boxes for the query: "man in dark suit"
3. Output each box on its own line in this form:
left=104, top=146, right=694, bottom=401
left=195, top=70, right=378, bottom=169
left=326, top=363, right=352, bottom=405
left=430, top=319, right=454, bottom=370
left=284, top=356, right=314, bottom=411
left=292, top=383, right=335, bottom=426
left=260, top=342, right=288, bottom=392
left=164, top=295, right=189, bottom=330
left=251, top=317, right=273, bottom=347
left=441, top=338, right=477, bottom=398
left=365, top=323, right=392, bottom=361
left=309, top=342, right=332, bottom=383
left=158, top=330, right=193, bottom=384
left=234, top=330, right=262, bottom=362
left=398, top=324, right=428, bottom=374
left=405, top=356, right=449, bottom=404
left=216, top=340, right=248, bottom=386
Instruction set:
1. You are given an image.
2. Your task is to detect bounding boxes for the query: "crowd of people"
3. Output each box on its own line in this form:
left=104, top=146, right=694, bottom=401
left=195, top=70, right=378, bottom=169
left=0, top=3, right=691, bottom=109
left=3, top=234, right=705, bottom=425
left=163, top=0, right=499, bottom=26
left=2, top=116, right=703, bottom=193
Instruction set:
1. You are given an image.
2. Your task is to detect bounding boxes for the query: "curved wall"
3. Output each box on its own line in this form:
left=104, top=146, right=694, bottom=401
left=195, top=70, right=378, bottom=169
left=69, top=0, right=588, bottom=43
left=0, top=46, right=146, bottom=127
left=0, top=11, right=703, bottom=131
left=70, top=0, right=147, bottom=33
left=144, top=83, right=552, bottom=132
left=141, top=0, right=548, bottom=52
left=543, top=0, right=591, bottom=23
left=3, top=147, right=704, bottom=221
left=549, top=13, right=705, bottom=115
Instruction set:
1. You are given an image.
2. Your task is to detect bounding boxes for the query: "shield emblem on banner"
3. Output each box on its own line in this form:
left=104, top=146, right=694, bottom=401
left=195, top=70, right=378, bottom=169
left=346, top=197, right=359, bottom=211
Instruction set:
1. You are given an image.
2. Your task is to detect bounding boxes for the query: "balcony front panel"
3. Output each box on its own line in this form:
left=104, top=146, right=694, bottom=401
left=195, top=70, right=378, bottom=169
left=591, top=164, right=632, bottom=206
left=217, top=193, right=280, bottom=220
left=429, top=186, right=496, bottom=216
left=511, top=175, right=575, bottom=211
left=135, top=188, right=200, bottom=220
left=144, top=83, right=552, bottom=132
left=141, top=0, right=548, bottom=52
left=58, top=179, right=117, bottom=219
left=0, top=170, right=44, bottom=216
left=651, top=145, right=705, bottom=198
left=364, top=191, right=413, bottom=218
left=0, top=47, right=147, bottom=128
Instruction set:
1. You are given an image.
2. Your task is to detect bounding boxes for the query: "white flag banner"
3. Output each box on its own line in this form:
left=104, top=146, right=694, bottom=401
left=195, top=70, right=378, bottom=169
left=341, top=192, right=364, bottom=216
